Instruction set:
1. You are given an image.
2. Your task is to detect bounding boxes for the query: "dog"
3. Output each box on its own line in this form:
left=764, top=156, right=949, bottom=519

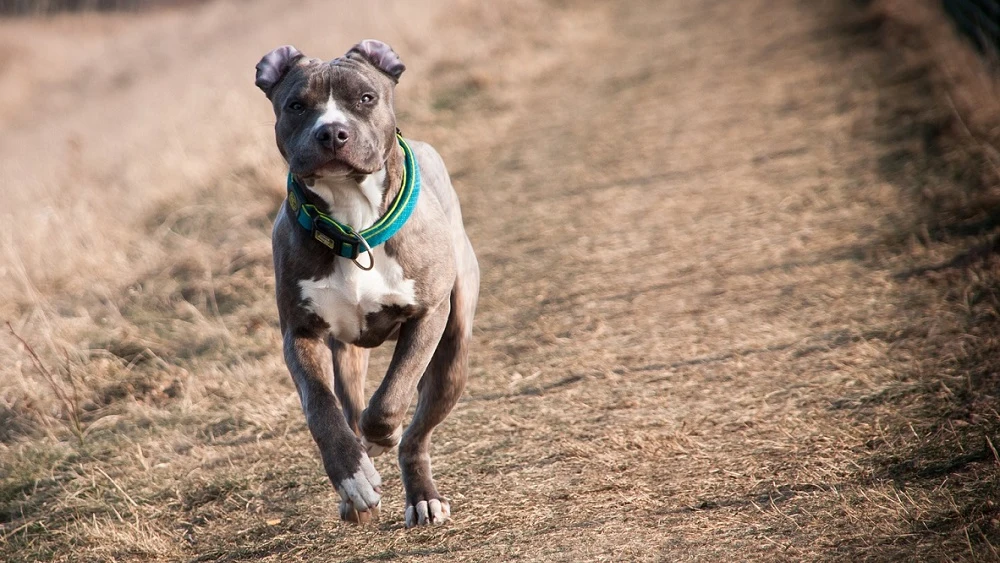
left=254, top=40, right=479, bottom=527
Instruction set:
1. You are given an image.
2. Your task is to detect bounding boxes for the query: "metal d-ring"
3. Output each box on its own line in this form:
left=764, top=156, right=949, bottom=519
left=349, top=228, right=375, bottom=271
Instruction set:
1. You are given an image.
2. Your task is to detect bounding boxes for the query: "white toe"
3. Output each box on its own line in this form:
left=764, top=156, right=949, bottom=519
left=428, top=499, right=449, bottom=524
left=416, top=500, right=429, bottom=525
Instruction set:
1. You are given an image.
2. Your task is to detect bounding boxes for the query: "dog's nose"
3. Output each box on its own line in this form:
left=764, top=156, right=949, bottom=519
left=314, top=123, right=350, bottom=149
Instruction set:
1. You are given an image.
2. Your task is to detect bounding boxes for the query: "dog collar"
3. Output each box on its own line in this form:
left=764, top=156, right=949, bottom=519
left=286, top=133, right=420, bottom=269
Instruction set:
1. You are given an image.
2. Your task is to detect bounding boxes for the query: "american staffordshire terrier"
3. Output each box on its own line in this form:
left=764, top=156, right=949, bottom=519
left=255, top=40, right=479, bottom=527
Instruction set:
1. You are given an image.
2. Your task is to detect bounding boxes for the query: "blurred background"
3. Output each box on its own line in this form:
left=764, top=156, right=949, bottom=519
left=2, top=1, right=1000, bottom=561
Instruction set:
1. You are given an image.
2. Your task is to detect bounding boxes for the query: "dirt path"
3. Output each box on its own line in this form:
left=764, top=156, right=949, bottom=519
left=438, top=1, right=925, bottom=558
left=3, top=0, right=999, bottom=561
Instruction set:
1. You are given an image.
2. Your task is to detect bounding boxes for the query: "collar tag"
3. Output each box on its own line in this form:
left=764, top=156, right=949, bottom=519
left=313, top=230, right=337, bottom=249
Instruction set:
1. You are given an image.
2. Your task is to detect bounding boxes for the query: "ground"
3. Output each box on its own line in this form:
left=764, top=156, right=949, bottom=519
left=2, top=0, right=1000, bottom=561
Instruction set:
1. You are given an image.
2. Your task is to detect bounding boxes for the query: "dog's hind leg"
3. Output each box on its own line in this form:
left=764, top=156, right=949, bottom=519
left=399, top=277, right=477, bottom=527
left=329, top=337, right=369, bottom=436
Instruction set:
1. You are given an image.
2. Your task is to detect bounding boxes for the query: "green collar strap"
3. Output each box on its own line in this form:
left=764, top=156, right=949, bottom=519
left=286, top=133, right=420, bottom=265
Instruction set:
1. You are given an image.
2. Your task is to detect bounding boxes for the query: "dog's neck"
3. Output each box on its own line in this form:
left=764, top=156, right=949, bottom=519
left=296, top=143, right=404, bottom=231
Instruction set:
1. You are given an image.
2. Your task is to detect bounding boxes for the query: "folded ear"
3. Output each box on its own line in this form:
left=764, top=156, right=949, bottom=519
left=345, top=39, right=405, bottom=83
left=255, top=45, right=304, bottom=98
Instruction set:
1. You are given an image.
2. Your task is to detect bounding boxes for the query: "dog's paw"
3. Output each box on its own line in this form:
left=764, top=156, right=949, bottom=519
left=404, top=497, right=450, bottom=528
left=361, top=425, right=402, bottom=458
left=335, top=453, right=382, bottom=524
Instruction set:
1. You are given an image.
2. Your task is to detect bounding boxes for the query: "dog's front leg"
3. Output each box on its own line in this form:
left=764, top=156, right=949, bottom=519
left=283, top=332, right=382, bottom=523
left=359, top=298, right=450, bottom=454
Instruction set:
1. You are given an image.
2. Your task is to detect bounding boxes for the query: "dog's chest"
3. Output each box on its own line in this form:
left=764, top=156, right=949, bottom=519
left=298, top=249, right=417, bottom=343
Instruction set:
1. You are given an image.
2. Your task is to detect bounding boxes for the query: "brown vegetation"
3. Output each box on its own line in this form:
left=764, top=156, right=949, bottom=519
left=2, top=0, right=1000, bottom=560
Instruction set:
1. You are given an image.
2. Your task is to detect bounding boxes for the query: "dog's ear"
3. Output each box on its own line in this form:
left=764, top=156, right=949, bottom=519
left=255, top=45, right=304, bottom=98
left=345, top=39, right=405, bottom=83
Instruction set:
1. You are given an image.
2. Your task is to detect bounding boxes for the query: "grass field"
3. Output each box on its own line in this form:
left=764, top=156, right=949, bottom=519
left=3, top=0, right=1000, bottom=560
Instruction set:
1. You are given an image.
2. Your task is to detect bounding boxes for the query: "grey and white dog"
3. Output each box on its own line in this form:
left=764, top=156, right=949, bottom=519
left=255, top=40, right=479, bottom=527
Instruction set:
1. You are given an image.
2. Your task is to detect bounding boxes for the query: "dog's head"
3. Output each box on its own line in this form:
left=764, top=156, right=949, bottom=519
left=255, top=40, right=405, bottom=179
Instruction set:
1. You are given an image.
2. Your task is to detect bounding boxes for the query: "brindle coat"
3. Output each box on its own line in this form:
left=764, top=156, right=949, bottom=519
left=255, top=40, right=479, bottom=527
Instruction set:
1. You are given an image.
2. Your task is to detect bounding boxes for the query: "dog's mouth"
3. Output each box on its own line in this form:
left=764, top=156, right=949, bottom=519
left=300, top=159, right=354, bottom=180
left=298, top=157, right=378, bottom=181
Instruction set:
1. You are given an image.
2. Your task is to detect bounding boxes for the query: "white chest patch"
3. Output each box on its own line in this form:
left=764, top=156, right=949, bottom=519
left=299, top=250, right=417, bottom=343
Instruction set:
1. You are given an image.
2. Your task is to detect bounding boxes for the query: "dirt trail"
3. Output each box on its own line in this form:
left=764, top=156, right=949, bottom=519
left=3, top=0, right=999, bottom=561
left=440, top=1, right=919, bottom=558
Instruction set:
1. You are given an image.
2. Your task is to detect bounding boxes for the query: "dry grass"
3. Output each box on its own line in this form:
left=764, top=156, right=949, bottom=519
left=2, top=0, right=1000, bottom=560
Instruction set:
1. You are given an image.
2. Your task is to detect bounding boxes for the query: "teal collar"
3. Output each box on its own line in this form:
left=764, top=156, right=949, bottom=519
left=287, top=133, right=420, bottom=268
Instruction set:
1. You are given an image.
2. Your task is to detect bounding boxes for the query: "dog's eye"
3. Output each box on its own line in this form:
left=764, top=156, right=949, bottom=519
left=360, top=93, right=376, bottom=104
left=287, top=100, right=306, bottom=112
